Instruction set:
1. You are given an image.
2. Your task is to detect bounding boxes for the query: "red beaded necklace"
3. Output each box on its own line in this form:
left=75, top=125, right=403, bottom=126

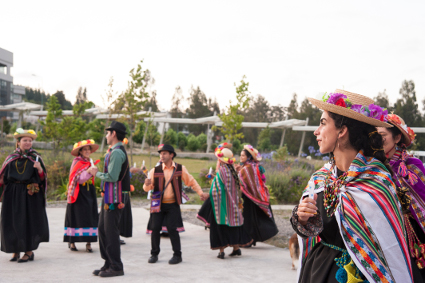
left=323, top=166, right=348, bottom=217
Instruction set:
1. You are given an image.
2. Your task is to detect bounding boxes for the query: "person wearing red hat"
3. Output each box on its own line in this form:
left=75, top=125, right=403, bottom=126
left=378, top=114, right=425, bottom=281
left=64, top=139, right=100, bottom=253
left=143, top=144, right=209, bottom=265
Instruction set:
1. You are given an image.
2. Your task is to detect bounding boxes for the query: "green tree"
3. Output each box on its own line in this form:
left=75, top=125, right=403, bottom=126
left=132, top=121, right=146, bottom=144
left=394, top=80, right=421, bottom=127
left=75, top=87, right=87, bottom=104
left=186, top=86, right=211, bottom=135
left=41, top=95, right=63, bottom=150
left=145, top=123, right=161, bottom=146
left=257, top=127, right=272, bottom=151
left=53, top=91, right=73, bottom=110
left=170, top=86, right=185, bottom=132
left=24, top=87, right=50, bottom=108
left=213, top=76, right=250, bottom=142
left=113, top=60, right=151, bottom=165
left=164, top=128, right=178, bottom=145
left=177, top=132, right=187, bottom=151
left=88, top=119, right=106, bottom=144
left=243, top=94, right=271, bottom=146
left=187, top=134, right=200, bottom=151
left=1, top=119, right=11, bottom=135
left=374, top=89, right=391, bottom=111
left=197, top=133, right=207, bottom=151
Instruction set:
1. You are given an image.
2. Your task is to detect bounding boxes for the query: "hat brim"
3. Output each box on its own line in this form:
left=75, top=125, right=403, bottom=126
left=14, top=133, right=37, bottom=140
left=243, top=145, right=262, bottom=161
left=71, top=144, right=100, bottom=156
left=158, top=149, right=177, bottom=157
left=308, top=98, right=393, bottom=128
left=388, top=121, right=412, bottom=146
left=105, top=127, right=127, bottom=135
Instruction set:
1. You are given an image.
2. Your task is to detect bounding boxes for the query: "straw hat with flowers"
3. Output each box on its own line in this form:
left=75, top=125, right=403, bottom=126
left=13, top=128, right=37, bottom=140
left=215, top=143, right=236, bottom=164
left=386, top=114, right=416, bottom=146
left=244, top=144, right=262, bottom=162
left=71, top=139, right=99, bottom=156
left=308, top=89, right=392, bottom=128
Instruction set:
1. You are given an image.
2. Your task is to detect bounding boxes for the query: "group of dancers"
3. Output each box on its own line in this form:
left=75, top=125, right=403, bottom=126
left=0, top=120, right=279, bottom=278
left=2, top=88, right=425, bottom=282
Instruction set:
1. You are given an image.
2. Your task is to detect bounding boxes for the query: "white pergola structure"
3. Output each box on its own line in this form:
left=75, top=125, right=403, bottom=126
left=144, top=115, right=308, bottom=154
left=0, top=102, right=43, bottom=128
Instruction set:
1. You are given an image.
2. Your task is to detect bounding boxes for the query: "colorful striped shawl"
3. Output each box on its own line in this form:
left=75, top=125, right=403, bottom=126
left=390, top=148, right=425, bottom=234
left=67, top=157, right=99, bottom=204
left=239, top=161, right=271, bottom=217
left=210, top=165, right=243, bottom=227
left=0, top=148, right=47, bottom=201
left=298, top=151, right=412, bottom=283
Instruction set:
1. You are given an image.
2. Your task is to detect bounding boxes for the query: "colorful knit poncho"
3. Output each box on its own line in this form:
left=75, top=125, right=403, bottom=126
left=239, top=160, right=271, bottom=217
left=210, top=164, right=243, bottom=227
left=298, top=151, right=413, bottom=283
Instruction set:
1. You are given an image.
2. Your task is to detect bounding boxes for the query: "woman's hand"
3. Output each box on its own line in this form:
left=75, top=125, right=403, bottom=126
left=297, top=194, right=318, bottom=226
left=33, top=161, right=43, bottom=174
left=234, top=164, right=243, bottom=172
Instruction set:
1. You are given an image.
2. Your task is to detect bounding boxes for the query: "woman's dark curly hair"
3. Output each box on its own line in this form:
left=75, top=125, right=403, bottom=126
left=328, top=112, right=393, bottom=175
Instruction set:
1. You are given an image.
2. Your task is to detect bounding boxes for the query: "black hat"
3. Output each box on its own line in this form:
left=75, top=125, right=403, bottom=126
left=106, top=121, right=127, bottom=135
left=158, top=144, right=177, bottom=157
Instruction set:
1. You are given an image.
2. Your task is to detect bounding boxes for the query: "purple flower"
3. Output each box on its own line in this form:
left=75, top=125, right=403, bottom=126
left=350, top=104, right=362, bottom=113
left=327, top=93, right=347, bottom=105
left=368, top=104, right=383, bottom=119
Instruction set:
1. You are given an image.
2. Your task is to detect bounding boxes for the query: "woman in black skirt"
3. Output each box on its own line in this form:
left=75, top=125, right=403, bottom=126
left=208, top=143, right=252, bottom=259
left=236, top=145, right=278, bottom=246
left=0, top=128, right=49, bottom=262
left=64, top=139, right=99, bottom=252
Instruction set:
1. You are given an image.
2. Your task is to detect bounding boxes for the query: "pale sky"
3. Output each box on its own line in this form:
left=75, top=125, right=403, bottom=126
left=1, top=0, right=424, bottom=112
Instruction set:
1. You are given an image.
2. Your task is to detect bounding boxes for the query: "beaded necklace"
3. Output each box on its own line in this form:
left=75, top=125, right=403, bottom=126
left=323, top=166, right=348, bottom=217
left=15, top=159, right=28, bottom=175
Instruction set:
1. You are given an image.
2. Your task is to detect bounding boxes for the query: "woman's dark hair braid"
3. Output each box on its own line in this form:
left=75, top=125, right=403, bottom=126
left=328, top=112, right=394, bottom=175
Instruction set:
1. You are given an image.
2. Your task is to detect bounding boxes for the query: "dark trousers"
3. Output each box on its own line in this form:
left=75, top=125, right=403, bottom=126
left=99, top=199, right=123, bottom=271
left=151, top=202, right=182, bottom=257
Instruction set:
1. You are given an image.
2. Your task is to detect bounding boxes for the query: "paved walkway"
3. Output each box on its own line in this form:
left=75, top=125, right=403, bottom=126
left=0, top=206, right=298, bottom=283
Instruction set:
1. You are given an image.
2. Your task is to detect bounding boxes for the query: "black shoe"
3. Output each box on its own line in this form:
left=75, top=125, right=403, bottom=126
left=86, top=243, right=93, bottom=253
left=68, top=243, right=78, bottom=251
left=93, top=266, right=108, bottom=276
left=98, top=268, right=124, bottom=277
left=229, top=249, right=242, bottom=256
left=120, top=239, right=126, bottom=245
left=10, top=254, right=20, bottom=262
left=17, top=252, right=34, bottom=263
left=148, top=255, right=158, bottom=263
left=168, top=255, right=182, bottom=264
left=217, top=252, right=225, bottom=259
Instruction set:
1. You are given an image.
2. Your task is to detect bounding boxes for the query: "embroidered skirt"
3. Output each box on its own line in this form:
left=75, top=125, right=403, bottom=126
left=64, top=183, right=98, bottom=243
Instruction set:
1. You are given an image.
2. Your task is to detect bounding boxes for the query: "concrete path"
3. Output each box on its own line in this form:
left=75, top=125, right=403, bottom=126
left=0, top=207, right=298, bottom=283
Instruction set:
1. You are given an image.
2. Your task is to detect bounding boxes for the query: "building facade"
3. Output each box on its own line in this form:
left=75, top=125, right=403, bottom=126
left=0, top=47, right=25, bottom=120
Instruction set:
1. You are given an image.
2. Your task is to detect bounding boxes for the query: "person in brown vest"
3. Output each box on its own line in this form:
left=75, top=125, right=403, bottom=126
left=143, top=144, right=209, bottom=264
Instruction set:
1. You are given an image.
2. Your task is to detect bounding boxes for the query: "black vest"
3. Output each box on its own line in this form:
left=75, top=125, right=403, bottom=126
left=115, top=145, right=130, bottom=192
left=153, top=163, right=183, bottom=204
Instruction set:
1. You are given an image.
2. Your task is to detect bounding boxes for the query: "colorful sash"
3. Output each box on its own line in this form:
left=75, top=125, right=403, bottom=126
left=298, top=151, right=412, bottom=283
left=67, top=157, right=99, bottom=204
left=210, top=164, right=243, bottom=227
left=0, top=148, right=47, bottom=201
left=239, top=161, right=271, bottom=217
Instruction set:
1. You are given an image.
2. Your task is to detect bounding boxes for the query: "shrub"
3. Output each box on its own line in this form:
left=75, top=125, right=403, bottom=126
left=187, top=135, right=200, bottom=151
left=266, top=168, right=311, bottom=203
left=232, top=138, right=242, bottom=153
left=164, top=128, right=178, bottom=145
left=130, top=171, right=148, bottom=196
left=197, top=133, right=207, bottom=151
left=177, top=132, right=187, bottom=150
left=273, top=146, right=289, bottom=163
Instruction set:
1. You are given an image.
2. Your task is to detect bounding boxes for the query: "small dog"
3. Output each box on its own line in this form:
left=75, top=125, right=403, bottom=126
left=289, top=233, right=300, bottom=270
